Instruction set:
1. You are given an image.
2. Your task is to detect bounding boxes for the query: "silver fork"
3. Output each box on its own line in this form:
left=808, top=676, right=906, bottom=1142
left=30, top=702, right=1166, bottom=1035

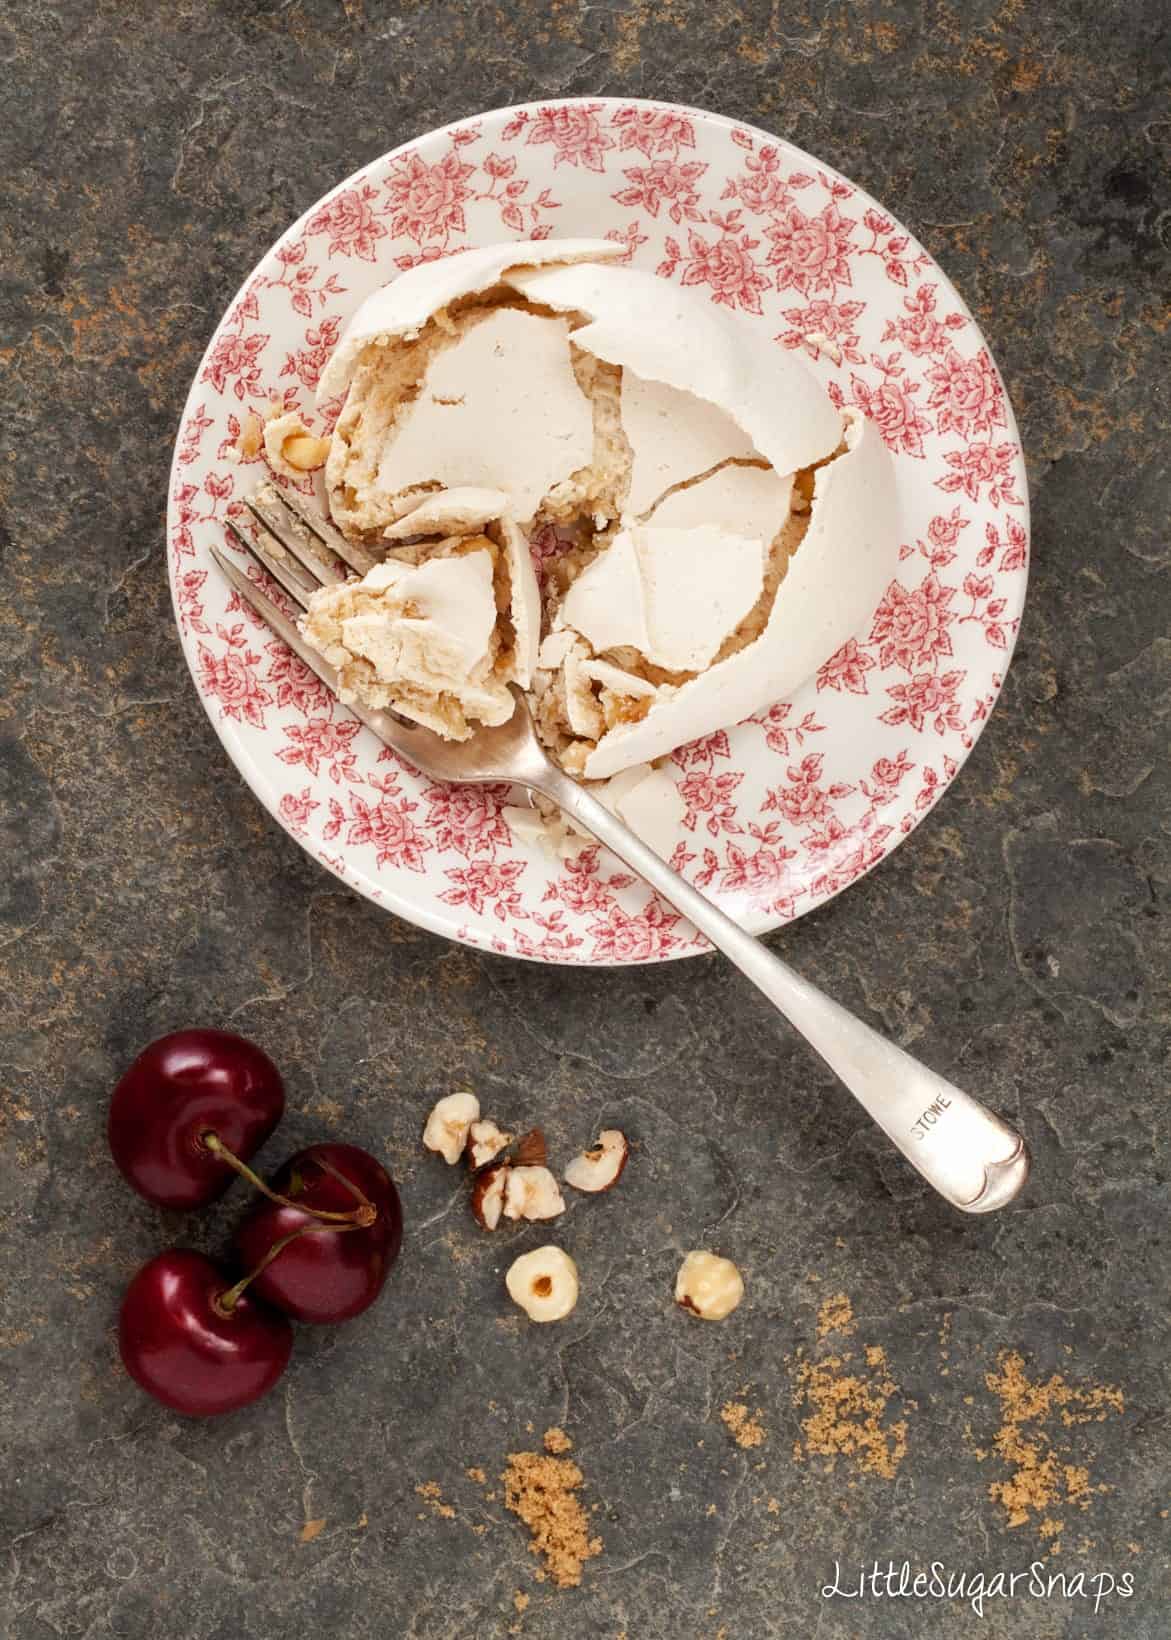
left=213, top=485, right=1030, bottom=1215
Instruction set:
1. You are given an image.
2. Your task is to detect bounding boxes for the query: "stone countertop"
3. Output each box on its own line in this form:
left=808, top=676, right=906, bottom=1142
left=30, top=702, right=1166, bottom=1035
left=1, top=2, right=1167, bottom=1636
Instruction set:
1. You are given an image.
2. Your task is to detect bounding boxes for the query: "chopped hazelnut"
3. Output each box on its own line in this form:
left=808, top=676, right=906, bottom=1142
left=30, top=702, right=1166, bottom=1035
left=422, top=1091, right=480, bottom=1165
left=471, top=1161, right=508, bottom=1230
left=503, top=1165, right=565, bottom=1222
left=512, top=1127, right=548, bottom=1168
left=564, top=1129, right=628, bottom=1194
left=468, top=1118, right=513, bottom=1170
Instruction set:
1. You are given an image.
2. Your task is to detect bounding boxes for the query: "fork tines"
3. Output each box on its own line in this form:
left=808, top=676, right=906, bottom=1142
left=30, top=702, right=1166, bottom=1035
left=228, top=482, right=377, bottom=607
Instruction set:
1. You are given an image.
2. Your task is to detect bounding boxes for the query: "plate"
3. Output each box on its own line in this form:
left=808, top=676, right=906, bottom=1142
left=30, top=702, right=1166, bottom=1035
left=168, top=97, right=1028, bottom=965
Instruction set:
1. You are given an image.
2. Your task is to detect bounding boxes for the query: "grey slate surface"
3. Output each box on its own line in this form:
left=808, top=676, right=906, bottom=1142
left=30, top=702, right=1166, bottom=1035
left=1, top=2, right=1168, bottom=1636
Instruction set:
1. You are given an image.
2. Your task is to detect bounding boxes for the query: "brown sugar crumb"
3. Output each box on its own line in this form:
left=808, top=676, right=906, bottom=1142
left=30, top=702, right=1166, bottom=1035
left=766, top=1496, right=780, bottom=1516
left=791, top=1312, right=909, bottom=1482
left=513, top=1590, right=530, bottom=1613
left=415, top=1481, right=455, bottom=1520
left=981, top=1350, right=1124, bottom=1534
left=502, top=1448, right=603, bottom=1588
left=466, top=1466, right=487, bottom=1485
left=720, top=1401, right=766, bottom=1449
left=543, top=1426, right=572, bottom=1455
left=817, top=1292, right=855, bottom=1338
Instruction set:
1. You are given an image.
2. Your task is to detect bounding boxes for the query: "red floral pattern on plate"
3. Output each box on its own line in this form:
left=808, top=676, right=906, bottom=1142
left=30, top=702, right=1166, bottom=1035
left=168, top=98, right=1028, bottom=964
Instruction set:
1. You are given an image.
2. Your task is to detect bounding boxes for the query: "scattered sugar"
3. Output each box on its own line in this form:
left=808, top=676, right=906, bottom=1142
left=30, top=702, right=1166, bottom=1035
left=502, top=1440, right=602, bottom=1589
left=720, top=1401, right=766, bottom=1450
left=981, top=1350, right=1123, bottom=1533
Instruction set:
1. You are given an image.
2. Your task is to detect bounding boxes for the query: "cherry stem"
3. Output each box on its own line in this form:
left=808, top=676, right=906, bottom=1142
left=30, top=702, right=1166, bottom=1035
left=215, top=1219, right=365, bottom=1315
left=201, top=1132, right=375, bottom=1227
left=312, top=1153, right=373, bottom=1211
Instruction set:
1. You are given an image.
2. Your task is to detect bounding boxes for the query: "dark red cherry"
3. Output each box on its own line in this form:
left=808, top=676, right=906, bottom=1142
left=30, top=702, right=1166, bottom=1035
left=234, top=1143, right=402, bottom=1324
left=119, top=1249, right=293, bottom=1417
left=108, top=1029, right=284, bottom=1209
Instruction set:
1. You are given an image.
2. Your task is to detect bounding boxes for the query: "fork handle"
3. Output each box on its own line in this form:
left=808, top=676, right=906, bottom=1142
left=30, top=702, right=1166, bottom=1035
left=534, top=766, right=1028, bottom=1215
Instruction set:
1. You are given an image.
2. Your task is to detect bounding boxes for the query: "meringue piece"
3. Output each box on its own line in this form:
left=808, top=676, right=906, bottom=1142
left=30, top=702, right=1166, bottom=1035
left=316, top=236, right=622, bottom=403
left=537, top=629, right=579, bottom=671
left=300, top=501, right=540, bottom=736
left=371, top=308, right=594, bottom=526
left=560, top=523, right=765, bottom=674
left=347, top=551, right=496, bottom=675
left=557, top=531, right=649, bottom=656
left=504, top=260, right=842, bottom=478
left=562, top=638, right=605, bottom=740
left=647, top=461, right=793, bottom=539
left=498, top=511, right=541, bottom=689
left=597, top=763, right=685, bottom=860
left=579, top=658, right=658, bottom=698
left=501, top=802, right=560, bottom=852
left=383, top=486, right=511, bottom=539
left=581, top=411, right=896, bottom=778
left=622, top=372, right=759, bottom=517
left=301, top=545, right=509, bottom=736
left=502, top=762, right=684, bottom=862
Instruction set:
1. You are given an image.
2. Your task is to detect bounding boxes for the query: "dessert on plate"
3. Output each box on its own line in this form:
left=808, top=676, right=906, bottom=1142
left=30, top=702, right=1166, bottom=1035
left=282, top=238, right=898, bottom=855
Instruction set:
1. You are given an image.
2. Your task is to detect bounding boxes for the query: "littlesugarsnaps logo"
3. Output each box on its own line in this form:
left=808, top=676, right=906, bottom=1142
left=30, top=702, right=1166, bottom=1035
left=821, top=1560, right=1135, bottom=1619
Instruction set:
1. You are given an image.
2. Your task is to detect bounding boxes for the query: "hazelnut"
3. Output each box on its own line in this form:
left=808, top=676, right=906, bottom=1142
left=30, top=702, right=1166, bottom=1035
left=470, top=1161, right=508, bottom=1230
left=674, top=1250, right=744, bottom=1321
left=263, top=412, right=330, bottom=478
left=282, top=433, right=331, bottom=471
left=422, top=1091, right=480, bottom=1164
left=502, top=1165, right=565, bottom=1222
left=506, top=1245, right=579, bottom=1323
left=564, top=1129, right=628, bottom=1194
left=467, top=1118, right=513, bottom=1171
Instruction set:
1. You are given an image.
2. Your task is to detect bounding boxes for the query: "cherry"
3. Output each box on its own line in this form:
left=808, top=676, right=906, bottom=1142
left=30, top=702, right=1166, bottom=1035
left=108, top=1029, right=284, bottom=1209
left=234, top=1143, right=402, bottom=1324
left=119, top=1249, right=293, bottom=1417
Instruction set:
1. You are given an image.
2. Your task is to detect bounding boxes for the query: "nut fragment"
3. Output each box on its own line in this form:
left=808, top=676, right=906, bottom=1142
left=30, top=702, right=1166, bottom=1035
left=263, top=412, right=331, bottom=478
left=470, top=1161, right=508, bottom=1230
left=674, top=1250, right=744, bottom=1321
left=513, top=1127, right=548, bottom=1167
left=422, top=1091, right=480, bottom=1164
left=468, top=1118, right=513, bottom=1170
left=234, top=410, right=264, bottom=461
left=564, top=1129, right=629, bottom=1194
left=283, top=433, right=332, bottom=471
left=503, top=1165, right=566, bottom=1222
left=506, top=1245, right=579, bottom=1322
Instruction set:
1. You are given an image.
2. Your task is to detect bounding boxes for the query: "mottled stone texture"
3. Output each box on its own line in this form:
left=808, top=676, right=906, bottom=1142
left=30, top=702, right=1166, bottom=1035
left=1, top=1, right=1168, bottom=1636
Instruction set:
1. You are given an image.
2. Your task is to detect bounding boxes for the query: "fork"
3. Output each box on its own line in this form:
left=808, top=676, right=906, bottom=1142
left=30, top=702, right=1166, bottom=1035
left=213, top=484, right=1030, bottom=1215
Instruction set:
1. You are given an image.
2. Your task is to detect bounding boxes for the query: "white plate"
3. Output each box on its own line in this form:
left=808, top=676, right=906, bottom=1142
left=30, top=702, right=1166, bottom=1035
left=168, top=97, right=1028, bottom=965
